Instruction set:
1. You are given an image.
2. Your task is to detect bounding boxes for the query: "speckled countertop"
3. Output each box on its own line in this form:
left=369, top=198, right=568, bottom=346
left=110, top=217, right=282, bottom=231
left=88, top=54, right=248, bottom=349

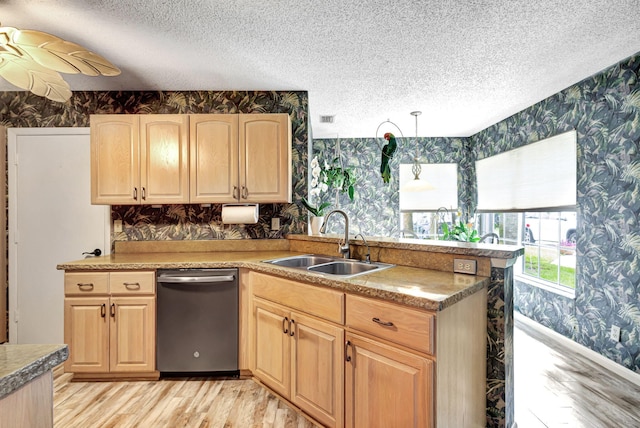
left=0, top=344, right=68, bottom=400
left=57, top=249, right=490, bottom=311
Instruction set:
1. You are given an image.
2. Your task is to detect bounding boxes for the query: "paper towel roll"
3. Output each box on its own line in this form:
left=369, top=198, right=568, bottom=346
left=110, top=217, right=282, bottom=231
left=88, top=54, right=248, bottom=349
left=222, top=204, right=259, bottom=224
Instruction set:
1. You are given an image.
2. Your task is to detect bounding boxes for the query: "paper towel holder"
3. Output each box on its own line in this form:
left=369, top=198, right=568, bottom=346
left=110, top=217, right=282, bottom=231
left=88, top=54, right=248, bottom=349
left=221, top=203, right=259, bottom=224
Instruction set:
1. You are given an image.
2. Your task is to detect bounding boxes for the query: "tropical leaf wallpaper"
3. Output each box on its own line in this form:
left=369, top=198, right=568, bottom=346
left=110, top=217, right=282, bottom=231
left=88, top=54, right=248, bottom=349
left=0, top=90, right=310, bottom=242
left=311, top=136, right=472, bottom=236
left=473, top=52, right=640, bottom=375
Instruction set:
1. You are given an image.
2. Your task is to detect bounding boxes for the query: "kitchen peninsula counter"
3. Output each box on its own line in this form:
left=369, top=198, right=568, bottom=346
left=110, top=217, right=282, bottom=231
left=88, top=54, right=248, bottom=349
left=57, top=243, right=494, bottom=312
left=58, top=236, right=523, bottom=427
left=0, top=344, right=68, bottom=426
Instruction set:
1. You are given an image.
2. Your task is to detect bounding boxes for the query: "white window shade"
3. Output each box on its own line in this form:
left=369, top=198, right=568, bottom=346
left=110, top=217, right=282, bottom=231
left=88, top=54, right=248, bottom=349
left=476, top=130, right=577, bottom=212
left=399, top=163, right=458, bottom=211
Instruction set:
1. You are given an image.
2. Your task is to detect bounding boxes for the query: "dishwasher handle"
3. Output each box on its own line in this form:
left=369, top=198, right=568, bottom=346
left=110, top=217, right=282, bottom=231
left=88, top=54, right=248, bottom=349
left=157, top=275, right=236, bottom=284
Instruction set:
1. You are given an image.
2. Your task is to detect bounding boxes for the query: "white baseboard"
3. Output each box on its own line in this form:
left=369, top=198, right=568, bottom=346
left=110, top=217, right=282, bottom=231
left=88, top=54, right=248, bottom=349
left=515, top=312, right=640, bottom=388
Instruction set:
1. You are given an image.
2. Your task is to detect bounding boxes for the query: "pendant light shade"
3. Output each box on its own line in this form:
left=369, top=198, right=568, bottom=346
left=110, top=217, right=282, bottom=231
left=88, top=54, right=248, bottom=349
left=401, top=111, right=435, bottom=192
left=403, top=170, right=436, bottom=191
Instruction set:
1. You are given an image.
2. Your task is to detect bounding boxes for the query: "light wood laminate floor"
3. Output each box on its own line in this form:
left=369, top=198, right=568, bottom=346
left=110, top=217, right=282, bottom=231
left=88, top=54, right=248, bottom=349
left=54, top=375, right=319, bottom=428
left=515, top=316, right=640, bottom=427
left=53, top=318, right=640, bottom=428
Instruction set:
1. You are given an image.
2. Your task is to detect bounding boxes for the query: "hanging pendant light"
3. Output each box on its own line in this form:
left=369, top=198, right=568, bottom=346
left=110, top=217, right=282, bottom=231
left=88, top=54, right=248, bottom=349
left=402, top=111, right=435, bottom=192
left=0, top=25, right=120, bottom=102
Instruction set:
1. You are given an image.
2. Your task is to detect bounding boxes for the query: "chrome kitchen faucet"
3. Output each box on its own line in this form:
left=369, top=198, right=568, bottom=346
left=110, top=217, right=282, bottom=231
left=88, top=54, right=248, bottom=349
left=320, top=209, right=350, bottom=259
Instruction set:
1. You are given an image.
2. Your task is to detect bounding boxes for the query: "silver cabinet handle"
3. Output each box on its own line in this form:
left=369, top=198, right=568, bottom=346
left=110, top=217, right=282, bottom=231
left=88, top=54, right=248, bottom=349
left=110, top=303, right=116, bottom=318
left=133, top=187, right=138, bottom=200
left=241, top=186, right=248, bottom=199
left=124, top=282, right=141, bottom=290
left=372, top=317, right=394, bottom=327
left=345, top=340, right=352, bottom=362
left=100, top=303, right=106, bottom=318
left=77, top=283, right=94, bottom=291
left=142, top=187, right=146, bottom=200
left=233, top=186, right=239, bottom=199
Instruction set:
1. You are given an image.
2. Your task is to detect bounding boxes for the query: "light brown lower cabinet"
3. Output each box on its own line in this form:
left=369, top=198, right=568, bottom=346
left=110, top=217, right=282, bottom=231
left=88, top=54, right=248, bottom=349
left=248, top=271, right=487, bottom=428
left=64, top=271, right=157, bottom=379
left=344, top=332, right=433, bottom=428
left=253, top=297, right=344, bottom=428
left=345, top=290, right=487, bottom=428
left=250, top=271, right=345, bottom=428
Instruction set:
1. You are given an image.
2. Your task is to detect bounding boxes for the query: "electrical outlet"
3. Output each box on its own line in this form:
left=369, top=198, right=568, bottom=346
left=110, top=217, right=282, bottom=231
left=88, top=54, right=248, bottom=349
left=610, top=325, right=621, bottom=342
left=271, top=217, right=280, bottom=231
left=453, top=258, right=477, bottom=275
left=114, top=219, right=123, bottom=233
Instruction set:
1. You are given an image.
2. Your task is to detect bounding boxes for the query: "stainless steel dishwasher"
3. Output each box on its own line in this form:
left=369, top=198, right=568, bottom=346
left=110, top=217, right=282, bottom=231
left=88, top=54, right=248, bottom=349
left=156, top=268, right=238, bottom=375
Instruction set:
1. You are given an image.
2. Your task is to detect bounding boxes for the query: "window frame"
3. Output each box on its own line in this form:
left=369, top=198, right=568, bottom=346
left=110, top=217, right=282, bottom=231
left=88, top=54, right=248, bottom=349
left=476, top=211, right=576, bottom=297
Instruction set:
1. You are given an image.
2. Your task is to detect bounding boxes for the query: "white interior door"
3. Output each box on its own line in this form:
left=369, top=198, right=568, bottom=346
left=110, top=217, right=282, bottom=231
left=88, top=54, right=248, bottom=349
left=8, top=128, right=110, bottom=344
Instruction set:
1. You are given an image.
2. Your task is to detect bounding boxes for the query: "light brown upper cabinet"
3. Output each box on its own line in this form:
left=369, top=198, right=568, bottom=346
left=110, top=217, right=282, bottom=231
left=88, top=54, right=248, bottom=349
left=189, top=114, right=239, bottom=203
left=238, top=114, right=292, bottom=203
left=91, top=114, right=189, bottom=205
left=92, top=113, right=291, bottom=205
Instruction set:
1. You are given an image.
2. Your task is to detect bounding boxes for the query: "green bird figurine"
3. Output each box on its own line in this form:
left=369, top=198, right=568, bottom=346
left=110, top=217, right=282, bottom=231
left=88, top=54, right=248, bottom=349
left=380, top=132, right=397, bottom=183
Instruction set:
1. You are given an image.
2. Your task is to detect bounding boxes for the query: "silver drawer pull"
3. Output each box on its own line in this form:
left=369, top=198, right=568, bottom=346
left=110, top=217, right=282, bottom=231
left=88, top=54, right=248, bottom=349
left=77, top=283, right=94, bottom=290
left=124, top=282, right=141, bottom=289
left=372, top=317, right=394, bottom=327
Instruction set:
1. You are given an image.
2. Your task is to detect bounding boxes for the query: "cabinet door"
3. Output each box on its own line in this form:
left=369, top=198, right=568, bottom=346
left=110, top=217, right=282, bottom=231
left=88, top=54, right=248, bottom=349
left=291, top=311, right=344, bottom=428
left=253, top=297, right=290, bottom=398
left=64, top=297, right=109, bottom=373
left=90, top=115, right=140, bottom=204
left=109, top=296, right=156, bottom=372
left=238, top=114, right=291, bottom=203
left=345, top=333, right=434, bottom=428
left=189, top=114, right=239, bottom=203
left=139, top=115, right=189, bottom=204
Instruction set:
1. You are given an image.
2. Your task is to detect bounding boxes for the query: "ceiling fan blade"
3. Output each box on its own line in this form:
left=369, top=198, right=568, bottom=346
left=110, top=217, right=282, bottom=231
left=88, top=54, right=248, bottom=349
left=6, top=27, right=120, bottom=76
left=0, top=53, right=71, bottom=102
left=37, top=78, right=73, bottom=103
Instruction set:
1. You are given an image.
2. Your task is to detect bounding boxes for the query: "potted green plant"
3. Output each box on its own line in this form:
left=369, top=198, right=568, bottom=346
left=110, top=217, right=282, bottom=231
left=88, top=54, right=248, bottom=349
left=301, top=198, right=331, bottom=217
left=440, top=212, right=481, bottom=242
left=323, top=157, right=356, bottom=202
left=302, top=155, right=357, bottom=234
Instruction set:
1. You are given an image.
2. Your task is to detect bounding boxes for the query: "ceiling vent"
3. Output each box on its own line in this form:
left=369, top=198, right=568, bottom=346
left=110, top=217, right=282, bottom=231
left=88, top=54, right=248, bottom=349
left=319, top=115, right=335, bottom=123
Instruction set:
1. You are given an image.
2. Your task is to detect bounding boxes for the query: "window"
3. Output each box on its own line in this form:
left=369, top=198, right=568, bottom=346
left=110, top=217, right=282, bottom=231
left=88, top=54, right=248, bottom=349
left=399, top=163, right=458, bottom=211
left=475, top=130, right=577, bottom=212
left=398, top=162, right=459, bottom=240
left=475, top=130, right=577, bottom=295
left=399, top=209, right=455, bottom=239
left=476, top=211, right=576, bottom=291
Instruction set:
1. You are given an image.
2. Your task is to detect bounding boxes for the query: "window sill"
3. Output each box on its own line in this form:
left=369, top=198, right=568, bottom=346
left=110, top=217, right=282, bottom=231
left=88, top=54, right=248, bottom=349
left=514, top=274, right=576, bottom=299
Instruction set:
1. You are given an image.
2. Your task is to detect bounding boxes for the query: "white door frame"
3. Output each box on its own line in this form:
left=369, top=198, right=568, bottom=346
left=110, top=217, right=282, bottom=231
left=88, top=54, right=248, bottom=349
left=7, top=127, right=111, bottom=343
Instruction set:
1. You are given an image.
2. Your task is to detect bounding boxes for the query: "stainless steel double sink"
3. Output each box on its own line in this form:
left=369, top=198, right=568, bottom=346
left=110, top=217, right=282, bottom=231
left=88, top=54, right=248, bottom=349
left=263, top=254, right=394, bottom=279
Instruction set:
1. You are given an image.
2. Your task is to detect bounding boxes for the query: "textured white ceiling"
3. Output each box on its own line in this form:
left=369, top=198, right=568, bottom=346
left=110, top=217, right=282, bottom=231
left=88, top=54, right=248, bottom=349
left=2, top=0, right=640, bottom=138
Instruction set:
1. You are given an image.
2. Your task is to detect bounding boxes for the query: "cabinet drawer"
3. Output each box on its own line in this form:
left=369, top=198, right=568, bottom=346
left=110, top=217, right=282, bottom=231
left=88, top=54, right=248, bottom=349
left=251, top=272, right=344, bottom=324
left=346, top=294, right=435, bottom=355
left=109, top=271, right=155, bottom=294
left=65, top=272, right=109, bottom=296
